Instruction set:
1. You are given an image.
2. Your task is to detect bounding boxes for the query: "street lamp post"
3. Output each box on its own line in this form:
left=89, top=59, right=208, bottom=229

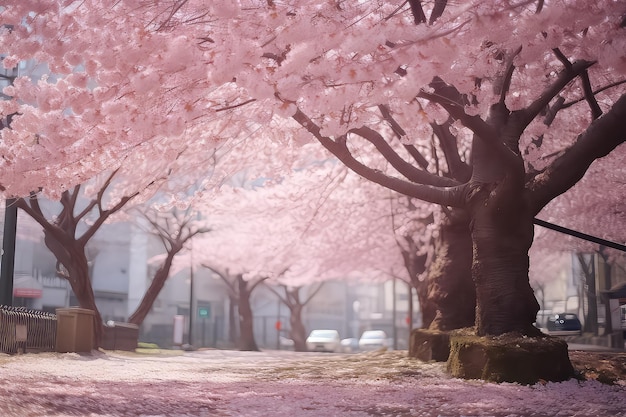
left=188, top=240, right=194, bottom=347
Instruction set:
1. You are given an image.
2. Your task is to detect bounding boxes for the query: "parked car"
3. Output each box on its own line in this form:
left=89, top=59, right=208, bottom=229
left=279, top=336, right=295, bottom=350
left=340, top=337, right=359, bottom=353
left=546, top=313, right=582, bottom=336
left=358, top=330, right=389, bottom=351
left=306, top=329, right=341, bottom=352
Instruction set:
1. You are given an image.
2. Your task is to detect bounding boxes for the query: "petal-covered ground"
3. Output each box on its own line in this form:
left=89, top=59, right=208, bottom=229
left=0, top=349, right=624, bottom=417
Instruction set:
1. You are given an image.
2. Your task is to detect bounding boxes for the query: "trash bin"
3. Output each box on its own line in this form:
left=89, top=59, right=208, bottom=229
left=102, top=321, right=139, bottom=351
left=55, top=307, right=95, bottom=353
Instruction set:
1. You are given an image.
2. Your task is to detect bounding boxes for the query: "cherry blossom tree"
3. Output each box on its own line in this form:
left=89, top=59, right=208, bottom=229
left=127, top=205, right=209, bottom=326
left=14, top=170, right=143, bottom=341
left=68, top=0, right=625, bottom=339
left=2, top=2, right=626, bottom=377
left=167, top=0, right=624, bottom=339
left=192, top=162, right=414, bottom=351
left=262, top=2, right=626, bottom=338
left=265, top=283, right=325, bottom=352
left=203, top=267, right=268, bottom=351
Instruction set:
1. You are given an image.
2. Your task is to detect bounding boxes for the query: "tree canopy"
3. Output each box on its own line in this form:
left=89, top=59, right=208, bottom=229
left=1, top=1, right=625, bottom=342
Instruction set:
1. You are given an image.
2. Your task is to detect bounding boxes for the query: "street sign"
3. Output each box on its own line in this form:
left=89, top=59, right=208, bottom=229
left=198, top=306, right=210, bottom=319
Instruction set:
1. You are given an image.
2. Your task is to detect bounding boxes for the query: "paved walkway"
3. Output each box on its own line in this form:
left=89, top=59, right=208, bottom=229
left=0, top=349, right=624, bottom=416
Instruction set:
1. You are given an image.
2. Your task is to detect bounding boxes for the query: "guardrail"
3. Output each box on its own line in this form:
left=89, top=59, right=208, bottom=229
left=0, top=305, right=57, bottom=353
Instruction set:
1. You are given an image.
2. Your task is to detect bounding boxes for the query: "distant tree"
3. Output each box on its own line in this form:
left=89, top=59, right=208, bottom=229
left=193, top=163, right=411, bottom=350
left=203, top=266, right=267, bottom=351
left=265, top=283, right=325, bottom=352
left=128, top=206, right=209, bottom=326
left=390, top=197, right=435, bottom=329
left=575, top=252, right=599, bottom=335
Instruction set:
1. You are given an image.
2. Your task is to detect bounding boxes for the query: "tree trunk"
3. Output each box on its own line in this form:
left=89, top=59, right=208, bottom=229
left=43, top=232, right=104, bottom=346
left=228, top=294, right=238, bottom=345
left=407, top=283, right=414, bottom=330
left=67, top=258, right=104, bottom=346
left=469, top=181, right=541, bottom=337
left=289, top=304, right=307, bottom=352
left=577, top=253, right=598, bottom=335
left=128, top=252, right=176, bottom=325
left=426, top=210, right=475, bottom=331
left=401, top=239, right=435, bottom=328
left=236, top=275, right=259, bottom=351
left=598, top=248, right=613, bottom=335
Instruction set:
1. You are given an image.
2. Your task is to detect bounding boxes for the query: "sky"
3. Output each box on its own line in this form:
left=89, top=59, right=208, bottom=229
left=0, top=349, right=624, bottom=417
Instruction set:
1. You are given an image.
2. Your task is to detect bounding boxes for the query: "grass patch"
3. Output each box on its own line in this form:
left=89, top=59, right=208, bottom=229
left=137, top=342, right=160, bottom=349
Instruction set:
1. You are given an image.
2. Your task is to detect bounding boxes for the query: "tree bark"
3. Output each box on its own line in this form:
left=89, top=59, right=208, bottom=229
left=228, top=294, right=238, bottom=345
left=399, top=234, right=434, bottom=328
left=577, top=253, right=598, bottom=335
left=236, top=275, right=260, bottom=351
left=468, top=179, right=541, bottom=336
left=43, top=231, right=104, bottom=346
left=426, top=210, right=475, bottom=331
left=128, top=251, right=176, bottom=325
left=289, top=304, right=307, bottom=352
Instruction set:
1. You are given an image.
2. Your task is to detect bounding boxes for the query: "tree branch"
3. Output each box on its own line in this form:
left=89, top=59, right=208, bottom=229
left=580, top=70, right=602, bottom=120
left=407, top=0, right=426, bottom=24
left=79, top=191, right=140, bottom=246
left=416, top=90, right=498, bottom=142
left=499, top=46, right=523, bottom=105
left=348, top=126, right=459, bottom=187
left=418, top=88, right=519, bottom=166
left=561, top=79, right=626, bottom=110
left=429, top=0, right=448, bottom=25
left=265, top=284, right=289, bottom=305
left=203, top=265, right=238, bottom=298
left=430, top=119, right=471, bottom=182
left=517, top=59, right=594, bottom=127
left=378, top=104, right=429, bottom=169
left=301, top=282, right=325, bottom=306
left=16, top=194, right=72, bottom=247
left=291, top=108, right=467, bottom=208
left=552, top=48, right=572, bottom=69
left=527, top=93, right=626, bottom=214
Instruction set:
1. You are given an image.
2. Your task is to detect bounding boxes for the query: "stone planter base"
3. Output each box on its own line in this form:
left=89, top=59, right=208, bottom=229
left=447, top=332, right=576, bottom=384
left=408, top=328, right=451, bottom=362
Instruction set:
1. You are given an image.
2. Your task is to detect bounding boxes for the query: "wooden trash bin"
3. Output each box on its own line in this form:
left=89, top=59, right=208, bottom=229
left=55, top=307, right=95, bottom=353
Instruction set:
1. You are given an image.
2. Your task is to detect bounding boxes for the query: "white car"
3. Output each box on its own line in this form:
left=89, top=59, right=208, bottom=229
left=359, top=330, right=389, bottom=351
left=306, top=329, right=341, bottom=352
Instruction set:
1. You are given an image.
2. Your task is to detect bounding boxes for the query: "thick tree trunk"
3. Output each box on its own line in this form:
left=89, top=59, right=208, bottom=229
left=469, top=181, right=541, bottom=337
left=128, top=252, right=176, bottom=325
left=289, top=305, right=307, bottom=352
left=237, top=276, right=259, bottom=351
left=427, top=210, right=475, bottom=331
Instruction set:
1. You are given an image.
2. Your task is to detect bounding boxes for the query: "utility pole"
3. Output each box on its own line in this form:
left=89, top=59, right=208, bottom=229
left=0, top=199, right=17, bottom=305
left=0, top=43, right=18, bottom=306
left=188, top=240, right=194, bottom=347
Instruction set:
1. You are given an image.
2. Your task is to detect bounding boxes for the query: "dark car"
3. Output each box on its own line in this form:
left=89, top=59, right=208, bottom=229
left=546, top=313, right=582, bottom=336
